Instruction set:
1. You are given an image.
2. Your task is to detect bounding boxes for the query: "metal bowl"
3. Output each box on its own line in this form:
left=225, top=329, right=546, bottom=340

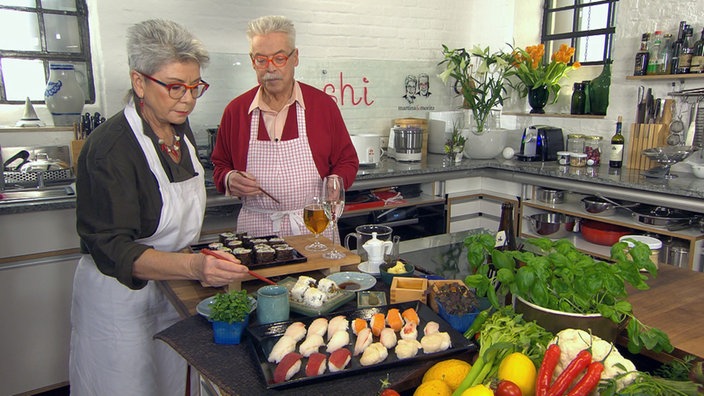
left=642, top=146, right=695, bottom=165
left=536, top=187, right=565, bottom=204
left=527, top=213, right=577, bottom=238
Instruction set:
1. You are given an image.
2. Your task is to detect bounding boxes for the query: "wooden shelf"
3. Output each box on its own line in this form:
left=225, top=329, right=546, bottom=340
left=503, top=112, right=605, bottom=119
left=626, top=74, right=704, bottom=81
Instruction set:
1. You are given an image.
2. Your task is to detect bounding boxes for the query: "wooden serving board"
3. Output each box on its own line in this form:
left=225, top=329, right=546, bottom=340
left=227, top=234, right=361, bottom=291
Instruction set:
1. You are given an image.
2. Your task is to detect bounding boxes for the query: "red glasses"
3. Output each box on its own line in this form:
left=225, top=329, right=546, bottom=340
left=139, top=72, right=209, bottom=99
left=250, top=49, right=296, bottom=69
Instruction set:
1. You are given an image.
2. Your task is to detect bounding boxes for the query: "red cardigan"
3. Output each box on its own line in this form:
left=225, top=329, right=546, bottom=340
left=211, top=82, right=359, bottom=193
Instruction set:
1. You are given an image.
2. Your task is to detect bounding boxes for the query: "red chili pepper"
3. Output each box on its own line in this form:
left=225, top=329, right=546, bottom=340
left=566, top=361, right=604, bottom=396
left=536, top=343, right=562, bottom=396
left=545, top=349, right=592, bottom=396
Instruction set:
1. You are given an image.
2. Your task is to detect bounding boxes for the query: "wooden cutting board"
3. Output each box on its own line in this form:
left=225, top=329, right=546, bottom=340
left=227, top=234, right=361, bottom=291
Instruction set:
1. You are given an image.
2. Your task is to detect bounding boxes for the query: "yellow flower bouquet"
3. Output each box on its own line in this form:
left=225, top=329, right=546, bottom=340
left=506, top=43, right=580, bottom=104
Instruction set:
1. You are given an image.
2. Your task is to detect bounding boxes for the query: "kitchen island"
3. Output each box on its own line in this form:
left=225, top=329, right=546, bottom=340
left=156, top=232, right=704, bottom=396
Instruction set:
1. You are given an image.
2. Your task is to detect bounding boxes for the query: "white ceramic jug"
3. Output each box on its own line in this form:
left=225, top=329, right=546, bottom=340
left=362, top=232, right=393, bottom=273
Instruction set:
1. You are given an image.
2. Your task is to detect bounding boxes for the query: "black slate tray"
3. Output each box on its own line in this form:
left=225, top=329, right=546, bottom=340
left=191, top=236, right=307, bottom=270
left=246, top=301, right=477, bottom=389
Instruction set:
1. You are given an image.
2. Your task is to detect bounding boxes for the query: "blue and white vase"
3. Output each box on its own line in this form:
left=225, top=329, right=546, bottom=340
left=44, top=64, right=85, bottom=126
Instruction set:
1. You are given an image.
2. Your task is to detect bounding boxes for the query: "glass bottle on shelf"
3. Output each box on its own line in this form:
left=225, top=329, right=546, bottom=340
left=582, top=80, right=591, bottom=114
left=570, top=82, right=586, bottom=115
left=590, top=60, right=611, bottom=116
left=609, top=116, right=624, bottom=168
left=660, top=33, right=674, bottom=74
left=677, top=26, right=694, bottom=74
left=647, top=31, right=662, bottom=75
left=671, top=21, right=688, bottom=74
left=495, top=202, right=517, bottom=251
left=690, top=28, right=704, bottom=73
left=634, top=33, right=650, bottom=76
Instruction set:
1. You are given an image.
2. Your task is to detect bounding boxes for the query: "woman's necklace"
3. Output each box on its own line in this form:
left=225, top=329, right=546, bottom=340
left=157, top=128, right=181, bottom=161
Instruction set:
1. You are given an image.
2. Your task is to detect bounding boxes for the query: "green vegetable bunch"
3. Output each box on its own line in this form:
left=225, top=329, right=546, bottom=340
left=463, top=233, right=673, bottom=354
left=209, top=290, right=251, bottom=324
left=453, top=307, right=553, bottom=396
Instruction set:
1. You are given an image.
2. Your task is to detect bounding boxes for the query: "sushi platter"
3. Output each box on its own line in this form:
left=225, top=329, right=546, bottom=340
left=278, top=277, right=356, bottom=317
left=190, top=235, right=307, bottom=270
left=246, top=301, right=476, bottom=389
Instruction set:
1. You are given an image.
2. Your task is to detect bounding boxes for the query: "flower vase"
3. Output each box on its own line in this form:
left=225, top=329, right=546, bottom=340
left=44, top=64, right=85, bottom=126
left=212, top=316, right=249, bottom=345
left=589, top=61, right=611, bottom=116
left=527, top=85, right=549, bottom=114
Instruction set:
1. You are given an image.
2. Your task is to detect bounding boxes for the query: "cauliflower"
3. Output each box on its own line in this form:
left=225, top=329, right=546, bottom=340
left=550, top=329, right=637, bottom=390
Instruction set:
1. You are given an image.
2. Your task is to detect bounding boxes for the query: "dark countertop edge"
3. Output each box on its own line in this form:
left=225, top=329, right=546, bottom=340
left=4, top=154, right=704, bottom=215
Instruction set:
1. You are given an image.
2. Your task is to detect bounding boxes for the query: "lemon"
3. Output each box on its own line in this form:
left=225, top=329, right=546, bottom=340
left=498, top=352, right=537, bottom=396
left=413, top=379, right=453, bottom=396
left=459, top=384, right=494, bottom=396
left=422, top=359, right=472, bottom=391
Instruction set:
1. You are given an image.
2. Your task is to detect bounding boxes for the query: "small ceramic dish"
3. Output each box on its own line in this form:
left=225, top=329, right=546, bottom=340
left=379, top=260, right=414, bottom=285
left=357, top=291, right=387, bottom=308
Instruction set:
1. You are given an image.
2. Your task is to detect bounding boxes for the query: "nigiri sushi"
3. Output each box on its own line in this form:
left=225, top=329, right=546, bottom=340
left=283, top=322, right=307, bottom=342
left=327, top=315, right=349, bottom=340
left=400, top=321, right=418, bottom=340
left=299, top=334, right=325, bottom=357
left=370, top=313, right=386, bottom=337
left=353, top=327, right=373, bottom=356
left=423, top=321, right=440, bottom=335
left=307, top=317, right=328, bottom=338
left=328, top=348, right=351, bottom=372
left=305, top=352, right=327, bottom=377
left=395, top=339, right=422, bottom=359
left=326, top=330, right=350, bottom=353
left=273, top=352, right=302, bottom=383
left=420, top=331, right=451, bottom=353
left=402, top=307, right=420, bottom=326
left=268, top=335, right=297, bottom=363
left=379, top=327, right=398, bottom=349
left=386, top=308, right=404, bottom=332
left=360, top=342, right=389, bottom=366
left=351, top=318, right=368, bottom=335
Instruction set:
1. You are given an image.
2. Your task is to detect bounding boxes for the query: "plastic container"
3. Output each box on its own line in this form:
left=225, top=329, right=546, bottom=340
left=619, top=235, right=662, bottom=268
left=570, top=152, right=588, bottom=167
left=557, top=151, right=571, bottom=166
left=567, top=134, right=585, bottom=153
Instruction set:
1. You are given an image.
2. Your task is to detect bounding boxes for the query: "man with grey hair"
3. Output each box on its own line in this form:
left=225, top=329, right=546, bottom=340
left=212, top=15, right=358, bottom=238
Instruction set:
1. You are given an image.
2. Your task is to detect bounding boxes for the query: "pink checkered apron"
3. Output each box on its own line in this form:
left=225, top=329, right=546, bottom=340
left=237, top=103, right=333, bottom=240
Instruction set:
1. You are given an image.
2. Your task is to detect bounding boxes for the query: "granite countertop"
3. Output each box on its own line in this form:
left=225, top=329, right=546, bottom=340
left=4, top=153, right=704, bottom=215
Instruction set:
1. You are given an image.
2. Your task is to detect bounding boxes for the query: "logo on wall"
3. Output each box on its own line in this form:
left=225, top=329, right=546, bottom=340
left=399, top=72, right=435, bottom=111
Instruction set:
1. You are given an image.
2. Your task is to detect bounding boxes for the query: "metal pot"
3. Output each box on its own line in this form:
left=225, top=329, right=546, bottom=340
left=536, top=187, right=565, bottom=204
left=19, top=152, right=69, bottom=173
left=527, top=213, right=577, bottom=238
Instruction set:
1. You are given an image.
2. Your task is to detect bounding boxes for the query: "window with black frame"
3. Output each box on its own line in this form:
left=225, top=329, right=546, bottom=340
left=0, top=0, right=94, bottom=104
left=542, top=0, right=618, bottom=66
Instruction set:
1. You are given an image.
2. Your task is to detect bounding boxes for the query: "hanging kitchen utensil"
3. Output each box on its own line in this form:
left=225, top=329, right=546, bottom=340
left=684, top=101, right=698, bottom=147
left=3, top=150, right=30, bottom=171
left=667, top=101, right=685, bottom=146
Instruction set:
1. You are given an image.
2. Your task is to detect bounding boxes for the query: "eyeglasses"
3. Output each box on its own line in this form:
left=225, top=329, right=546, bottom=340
left=250, top=49, right=296, bottom=69
left=139, top=72, right=209, bottom=99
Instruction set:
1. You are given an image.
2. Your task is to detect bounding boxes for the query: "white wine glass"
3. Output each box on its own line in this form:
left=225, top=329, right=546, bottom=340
left=321, top=175, right=346, bottom=260
left=303, top=196, right=329, bottom=251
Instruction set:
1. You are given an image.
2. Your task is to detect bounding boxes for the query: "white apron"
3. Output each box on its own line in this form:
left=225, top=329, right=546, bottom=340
left=237, top=103, right=333, bottom=239
left=69, top=99, right=206, bottom=396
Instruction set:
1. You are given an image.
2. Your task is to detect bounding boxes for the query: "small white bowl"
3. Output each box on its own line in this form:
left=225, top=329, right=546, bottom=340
left=688, top=162, right=704, bottom=179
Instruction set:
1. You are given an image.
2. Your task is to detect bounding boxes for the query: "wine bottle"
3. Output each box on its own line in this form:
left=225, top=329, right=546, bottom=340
left=495, top=202, right=517, bottom=251
left=609, top=115, right=624, bottom=168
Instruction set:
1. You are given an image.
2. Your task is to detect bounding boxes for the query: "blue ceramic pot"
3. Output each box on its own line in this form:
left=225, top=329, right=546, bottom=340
left=212, top=316, right=249, bottom=345
left=436, top=301, right=479, bottom=333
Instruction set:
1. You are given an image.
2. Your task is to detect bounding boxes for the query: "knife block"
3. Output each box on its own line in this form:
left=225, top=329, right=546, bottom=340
left=70, top=139, right=85, bottom=174
left=627, top=124, right=667, bottom=170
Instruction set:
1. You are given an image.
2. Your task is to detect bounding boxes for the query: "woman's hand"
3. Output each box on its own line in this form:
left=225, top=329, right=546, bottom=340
left=194, top=250, right=249, bottom=287
left=228, top=170, right=261, bottom=198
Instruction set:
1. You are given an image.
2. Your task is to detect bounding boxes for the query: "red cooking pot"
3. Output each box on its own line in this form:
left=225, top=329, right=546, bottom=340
left=580, top=219, right=633, bottom=246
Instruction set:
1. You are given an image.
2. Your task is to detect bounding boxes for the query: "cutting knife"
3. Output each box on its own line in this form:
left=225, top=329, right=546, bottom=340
left=645, top=88, right=654, bottom=124
left=635, top=86, right=645, bottom=123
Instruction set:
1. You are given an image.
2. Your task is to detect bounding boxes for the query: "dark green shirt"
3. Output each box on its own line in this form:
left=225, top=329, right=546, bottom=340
left=76, top=108, right=199, bottom=290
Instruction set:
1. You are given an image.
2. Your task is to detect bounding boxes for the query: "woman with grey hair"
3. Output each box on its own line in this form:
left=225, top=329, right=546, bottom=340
left=70, top=19, right=249, bottom=395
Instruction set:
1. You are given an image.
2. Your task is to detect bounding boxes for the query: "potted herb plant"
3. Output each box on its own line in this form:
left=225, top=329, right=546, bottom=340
left=443, top=122, right=466, bottom=163
left=209, top=289, right=254, bottom=345
left=462, top=233, right=673, bottom=354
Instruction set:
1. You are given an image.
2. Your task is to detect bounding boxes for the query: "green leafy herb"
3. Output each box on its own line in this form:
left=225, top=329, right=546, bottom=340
left=654, top=355, right=697, bottom=381
left=599, top=369, right=702, bottom=396
left=209, top=290, right=251, bottom=324
left=463, top=234, right=673, bottom=354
